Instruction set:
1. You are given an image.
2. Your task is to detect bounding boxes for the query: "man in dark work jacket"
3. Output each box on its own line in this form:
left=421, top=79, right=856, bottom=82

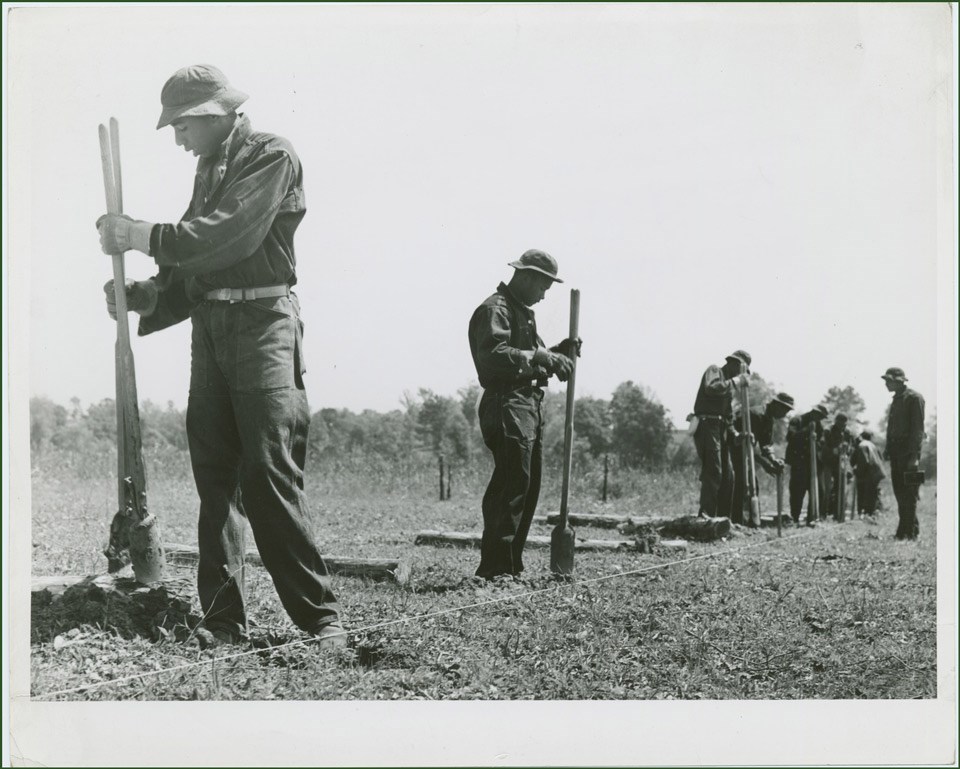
left=691, top=350, right=751, bottom=518
left=729, top=391, right=795, bottom=524
left=882, top=367, right=926, bottom=540
left=96, top=65, right=344, bottom=647
left=468, top=250, right=579, bottom=579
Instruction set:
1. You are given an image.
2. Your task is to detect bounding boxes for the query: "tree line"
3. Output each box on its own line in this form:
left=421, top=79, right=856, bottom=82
left=27, top=379, right=937, bottom=478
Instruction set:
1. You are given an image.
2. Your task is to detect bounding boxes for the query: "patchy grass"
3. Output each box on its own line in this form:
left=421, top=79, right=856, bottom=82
left=29, top=455, right=937, bottom=701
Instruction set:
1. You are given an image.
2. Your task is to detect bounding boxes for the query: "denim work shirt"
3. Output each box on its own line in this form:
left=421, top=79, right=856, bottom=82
left=886, top=387, right=926, bottom=458
left=692, top=365, right=737, bottom=419
left=139, top=114, right=306, bottom=336
left=468, top=282, right=549, bottom=391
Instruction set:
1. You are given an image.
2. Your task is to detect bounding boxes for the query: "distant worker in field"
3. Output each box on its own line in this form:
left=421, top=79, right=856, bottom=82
left=822, top=413, right=855, bottom=520
left=882, top=367, right=926, bottom=541
left=96, top=65, right=345, bottom=647
left=784, top=404, right=829, bottom=525
left=850, top=430, right=885, bottom=518
left=729, top=392, right=795, bottom=525
left=468, top=250, right=580, bottom=580
left=690, top=350, right=751, bottom=518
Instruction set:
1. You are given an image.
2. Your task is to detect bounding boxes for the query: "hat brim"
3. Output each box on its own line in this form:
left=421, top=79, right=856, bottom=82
left=881, top=375, right=907, bottom=381
left=725, top=355, right=750, bottom=369
left=770, top=399, right=794, bottom=410
left=507, top=261, right=563, bottom=283
left=156, top=86, right=249, bottom=129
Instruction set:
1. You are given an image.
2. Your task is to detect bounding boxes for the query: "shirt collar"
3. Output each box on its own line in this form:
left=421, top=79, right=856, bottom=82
left=197, top=113, right=252, bottom=173
left=498, top=281, right=534, bottom=313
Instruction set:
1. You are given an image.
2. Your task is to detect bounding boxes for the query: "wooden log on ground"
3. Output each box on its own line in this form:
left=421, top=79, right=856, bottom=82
left=163, top=543, right=408, bottom=583
left=414, top=530, right=634, bottom=552
left=656, top=515, right=731, bottom=542
left=540, top=512, right=648, bottom=529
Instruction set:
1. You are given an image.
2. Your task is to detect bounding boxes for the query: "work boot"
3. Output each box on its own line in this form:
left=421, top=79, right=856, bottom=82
left=311, top=621, right=349, bottom=649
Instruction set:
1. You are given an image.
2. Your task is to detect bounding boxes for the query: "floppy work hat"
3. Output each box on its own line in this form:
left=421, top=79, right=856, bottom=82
left=770, top=392, right=795, bottom=410
left=156, top=65, right=249, bottom=129
left=881, top=367, right=908, bottom=382
left=508, top=249, right=563, bottom=283
left=725, top=349, right=752, bottom=370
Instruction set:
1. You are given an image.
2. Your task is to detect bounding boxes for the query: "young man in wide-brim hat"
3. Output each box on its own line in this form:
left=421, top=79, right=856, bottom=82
left=468, top=249, right=580, bottom=579
left=881, top=367, right=926, bottom=540
left=96, top=64, right=346, bottom=646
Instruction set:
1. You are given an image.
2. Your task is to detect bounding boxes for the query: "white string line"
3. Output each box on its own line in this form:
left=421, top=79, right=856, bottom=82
left=38, top=526, right=820, bottom=699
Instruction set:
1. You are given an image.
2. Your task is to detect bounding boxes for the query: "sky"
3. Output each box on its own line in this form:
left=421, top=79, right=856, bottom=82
left=6, top=3, right=954, bottom=431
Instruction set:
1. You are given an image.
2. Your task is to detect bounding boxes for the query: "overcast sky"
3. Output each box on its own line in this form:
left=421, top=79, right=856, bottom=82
left=6, top=3, right=954, bottom=430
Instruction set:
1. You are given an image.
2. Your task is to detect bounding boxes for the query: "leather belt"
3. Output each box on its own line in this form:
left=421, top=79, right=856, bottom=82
left=695, top=414, right=725, bottom=421
left=204, top=285, right=289, bottom=302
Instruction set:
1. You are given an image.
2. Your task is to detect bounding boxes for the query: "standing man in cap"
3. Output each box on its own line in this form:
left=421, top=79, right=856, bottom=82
left=468, top=249, right=579, bottom=580
left=96, top=65, right=345, bottom=646
left=882, top=367, right=926, bottom=540
left=850, top=430, right=885, bottom=518
left=729, top=392, right=795, bottom=525
left=822, top=413, right=855, bottom=520
left=690, top=350, right=751, bottom=519
left=784, top=405, right=829, bottom=525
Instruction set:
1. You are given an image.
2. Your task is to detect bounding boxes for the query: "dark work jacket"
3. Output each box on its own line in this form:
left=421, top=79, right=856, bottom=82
left=785, top=412, right=824, bottom=468
left=693, top=364, right=736, bottom=419
left=886, top=387, right=926, bottom=459
left=823, top=424, right=854, bottom=464
left=469, top=282, right=549, bottom=390
left=732, top=407, right=775, bottom=450
left=139, top=114, right=306, bottom=335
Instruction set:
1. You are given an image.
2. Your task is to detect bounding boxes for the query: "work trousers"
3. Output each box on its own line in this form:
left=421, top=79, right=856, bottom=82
left=728, top=443, right=765, bottom=525
left=695, top=419, right=733, bottom=518
left=822, top=460, right=850, bottom=521
left=186, top=295, right=340, bottom=636
left=477, top=387, right=544, bottom=578
left=855, top=478, right=881, bottom=516
left=889, top=454, right=920, bottom=540
left=788, top=464, right=826, bottom=524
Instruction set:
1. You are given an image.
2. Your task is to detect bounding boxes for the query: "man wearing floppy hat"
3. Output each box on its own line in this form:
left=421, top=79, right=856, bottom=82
left=822, top=412, right=855, bottom=521
left=468, top=249, right=580, bottom=579
left=690, top=350, right=751, bottom=518
left=728, top=391, right=795, bottom=525
left=785, top=404, right=829, bottom=525
left=882, top=367, right=926, bottom=540
left=96, top=65, right=345, bottom=646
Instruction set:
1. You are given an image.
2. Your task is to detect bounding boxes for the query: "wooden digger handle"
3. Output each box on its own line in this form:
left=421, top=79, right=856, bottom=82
left=558, top=289, right=580, bottom=529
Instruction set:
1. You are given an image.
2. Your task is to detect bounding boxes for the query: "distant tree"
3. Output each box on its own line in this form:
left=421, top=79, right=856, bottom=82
left=30, top=397, right=67, bottom=454
left=457, top=384, right=481, bottom=429
left=920, top=410, right=937, bottom=478
left=574, top=396, right=612, bottom=457
left=820, top=385, right=867, bottom=424
left=415, top=389, right=472, bottom=462
left=140, top=400, right=188, bottom=450
left=609, top=381, right=673, bottom=467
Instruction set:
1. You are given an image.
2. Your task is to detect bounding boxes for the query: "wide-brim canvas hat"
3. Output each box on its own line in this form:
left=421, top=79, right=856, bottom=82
left=508, top=249, right=563, bottom=283
left=881, top=366, right=908, bottom=382
left=156, top=65, right=249, bottom=129
left=725, top=349, right=752, bottom=370
left=770, top=392, right=795, bottom=411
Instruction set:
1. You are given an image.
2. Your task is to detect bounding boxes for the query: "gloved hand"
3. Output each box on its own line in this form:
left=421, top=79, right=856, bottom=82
left=103, top=278, right=158, bottom=320
left=551, top=337, right=583, bottom=359
left=532, top=348, right=574, bottom=382
left=96, top=213, right=154, bottom=255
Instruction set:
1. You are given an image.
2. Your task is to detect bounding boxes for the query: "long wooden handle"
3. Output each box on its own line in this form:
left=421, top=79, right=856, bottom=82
left=743, top=381, right=757, bottom=494
left=558, top=289, right=580, bottom=529
left=98, top=123, right=131, bottom=347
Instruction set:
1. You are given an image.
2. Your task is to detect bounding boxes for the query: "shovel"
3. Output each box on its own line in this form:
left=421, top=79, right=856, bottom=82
left=550, top=289, right=580, bottom=576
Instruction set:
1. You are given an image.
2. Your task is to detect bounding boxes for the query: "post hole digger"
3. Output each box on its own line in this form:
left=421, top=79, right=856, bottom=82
left=99, top=118, right=166, bottom=583
left=739, top=376, right=762, bottom=528
left=550, top=288, right=580, bottom=576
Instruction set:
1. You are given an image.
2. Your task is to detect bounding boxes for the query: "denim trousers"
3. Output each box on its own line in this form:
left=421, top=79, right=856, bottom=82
left=476, top=387, right=544, bottom=578
left=695, top=420, right=733, bottom=517
left=185, top=294, right=340, bottom=635
left=889, top=454, right=920, bottom=539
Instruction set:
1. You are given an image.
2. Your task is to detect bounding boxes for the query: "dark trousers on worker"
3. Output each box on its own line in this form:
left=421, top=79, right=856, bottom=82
left=788, top=464, right=825, bottom=524
left=728, top=444, right=762, bottom=526
left=186, top=295, right=341, bottom=636
left=889, top=454, right=920, bottom=540
left=695, top=419, right=733, bottom=518
left=823, top=462, right=849, bottom=521
left=855, top=477, right=881, bottom=516
left=477, top=387, right=544, bottom=578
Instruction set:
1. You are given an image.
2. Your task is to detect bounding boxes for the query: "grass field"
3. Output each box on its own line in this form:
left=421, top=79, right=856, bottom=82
left=29, top=451, right=938, bottom=701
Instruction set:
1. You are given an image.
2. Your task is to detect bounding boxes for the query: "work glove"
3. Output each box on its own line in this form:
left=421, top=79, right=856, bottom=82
left=96, top=213, right=154, bottom=255
left=532, top=348, right=574, bottom=382
left=103, top=278, right=158, bottom=320
left=550, top=337, right=583, bottom=359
